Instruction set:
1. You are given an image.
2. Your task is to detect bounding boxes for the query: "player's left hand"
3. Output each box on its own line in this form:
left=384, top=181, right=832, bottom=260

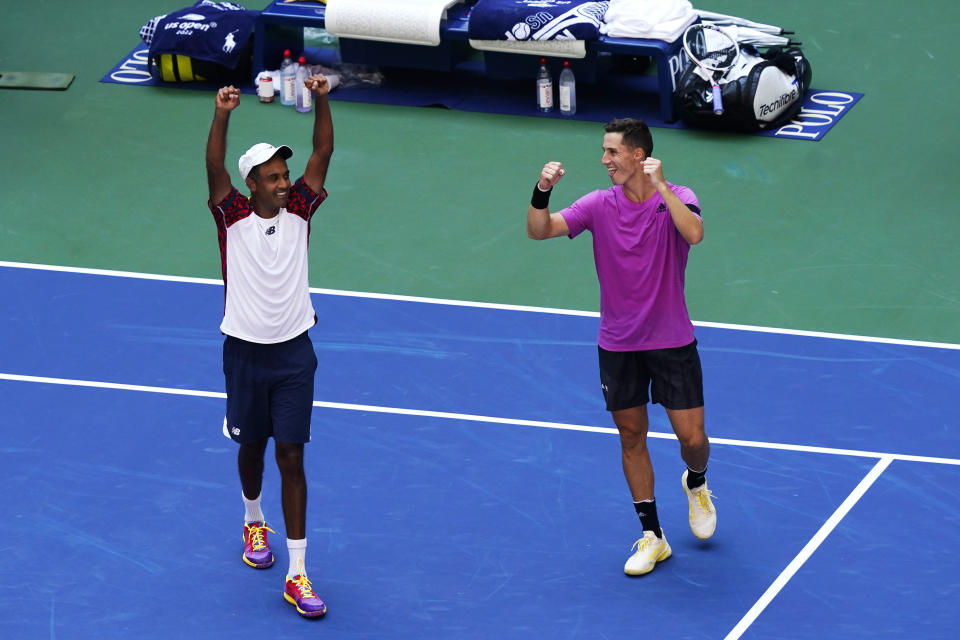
left=305, top=74, right=330, bottom=97
left=641, top=157, right=665, bottom=186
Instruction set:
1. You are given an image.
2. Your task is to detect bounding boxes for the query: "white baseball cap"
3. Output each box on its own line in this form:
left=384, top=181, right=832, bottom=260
left=238, top=142, right=293, bottom=180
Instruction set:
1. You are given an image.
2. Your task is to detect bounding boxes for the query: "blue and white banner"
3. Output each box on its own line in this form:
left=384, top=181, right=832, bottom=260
left=101, top=45, right=861, bottom=141
left=758, top=90, right=863, bottom=141
left=468, top=0, right=609, bottom=41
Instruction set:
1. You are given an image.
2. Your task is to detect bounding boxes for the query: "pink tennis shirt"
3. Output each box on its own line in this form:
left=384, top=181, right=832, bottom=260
left=561, top=183, right=701, bottom=351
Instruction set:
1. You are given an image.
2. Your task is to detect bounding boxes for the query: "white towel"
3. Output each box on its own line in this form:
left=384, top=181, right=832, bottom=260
left=600, top=0, right=697, bottom=42
left=325, top=0, right=462, bottom=47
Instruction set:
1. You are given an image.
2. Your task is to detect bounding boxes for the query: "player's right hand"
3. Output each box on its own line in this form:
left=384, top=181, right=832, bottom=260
left=215, top=85, right=241, bottom=111
left=538, top=161, right=566, bottom=191
left=305, top=74, right=330, bottom=97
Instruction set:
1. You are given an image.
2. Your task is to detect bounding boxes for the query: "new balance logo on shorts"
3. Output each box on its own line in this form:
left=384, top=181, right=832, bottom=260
left=222, top=416, right=242, bottom=439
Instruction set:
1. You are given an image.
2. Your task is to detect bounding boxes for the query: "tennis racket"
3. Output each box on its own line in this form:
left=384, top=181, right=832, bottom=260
left=682, top=23, right=740, bottom=115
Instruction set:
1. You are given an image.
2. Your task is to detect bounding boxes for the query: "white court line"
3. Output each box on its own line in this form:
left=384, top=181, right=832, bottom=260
left=724, top=456, right=895, bottom=640
left=3, top=372, right=959, bottom=466
left=2, top=260, right=959, bottom=350
left=0, top=373, right=226, bottom=399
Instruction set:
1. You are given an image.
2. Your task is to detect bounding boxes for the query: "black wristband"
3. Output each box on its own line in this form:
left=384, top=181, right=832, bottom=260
left=531, top=183, right=552, bottom=209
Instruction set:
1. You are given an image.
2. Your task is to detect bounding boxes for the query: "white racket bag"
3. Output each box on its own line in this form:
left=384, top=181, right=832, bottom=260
left=675, top=46, right=811, bottom=132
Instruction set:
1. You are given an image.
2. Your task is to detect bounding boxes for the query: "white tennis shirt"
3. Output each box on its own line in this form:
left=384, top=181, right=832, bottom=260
left=209, top=178, right=326, bottom=344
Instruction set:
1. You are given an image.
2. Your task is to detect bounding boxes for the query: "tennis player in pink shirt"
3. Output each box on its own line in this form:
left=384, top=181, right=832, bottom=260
left=526, top=118, right=716, bottom=576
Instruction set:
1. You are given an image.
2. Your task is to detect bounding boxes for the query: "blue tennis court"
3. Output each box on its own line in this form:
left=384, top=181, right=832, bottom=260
left=2, top=262, right=957, bottom=639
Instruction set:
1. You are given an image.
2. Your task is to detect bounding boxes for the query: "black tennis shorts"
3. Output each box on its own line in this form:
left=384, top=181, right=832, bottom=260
left=598, top=340, right=704, bottom=411
left=223, top=331, right=318, bottom=444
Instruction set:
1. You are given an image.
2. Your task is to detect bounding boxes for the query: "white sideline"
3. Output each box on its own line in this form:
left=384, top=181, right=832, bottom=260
left=724, top=456, right=895, bottom=640
left=2, top=372, right=958, bottom=467
left=2, top=260, right=958, bottom=350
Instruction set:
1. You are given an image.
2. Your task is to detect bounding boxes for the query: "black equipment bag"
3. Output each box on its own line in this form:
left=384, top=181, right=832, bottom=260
left=675, top=46, right=812, bottom=132
left=149, top=47, right=252, bottom=84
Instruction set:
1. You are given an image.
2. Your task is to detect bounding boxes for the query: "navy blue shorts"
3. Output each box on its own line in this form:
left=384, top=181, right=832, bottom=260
left=222, top=331, right=318, bottom=444
left=598, top=340, right=704, bottom=411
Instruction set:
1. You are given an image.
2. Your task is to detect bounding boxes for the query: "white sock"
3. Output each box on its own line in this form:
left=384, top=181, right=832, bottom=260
left=287, top=538, right=307, bottom=578
left=243, top=492, right=265, bottom=524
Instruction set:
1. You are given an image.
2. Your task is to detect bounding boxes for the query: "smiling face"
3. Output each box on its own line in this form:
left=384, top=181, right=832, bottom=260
left=601, top=132, right=645, bottom=185
left=245, top=155, right=291, bottom=214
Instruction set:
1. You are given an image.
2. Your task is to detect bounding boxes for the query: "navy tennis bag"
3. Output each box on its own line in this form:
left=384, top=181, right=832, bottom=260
left=141, top=1, right=257, bottom=83
left=675, top=46, right=812, bottom=132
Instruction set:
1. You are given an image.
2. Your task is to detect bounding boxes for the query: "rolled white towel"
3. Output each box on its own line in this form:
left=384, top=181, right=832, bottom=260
left=600, top=0, right=696, bottom=41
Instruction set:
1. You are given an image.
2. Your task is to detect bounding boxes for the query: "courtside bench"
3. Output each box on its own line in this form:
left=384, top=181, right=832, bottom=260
left=252, top=0, right=687, bottom=121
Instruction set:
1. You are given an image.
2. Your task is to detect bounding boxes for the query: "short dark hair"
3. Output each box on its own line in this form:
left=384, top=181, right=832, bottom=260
left=604, top=118, right=653, bottom=156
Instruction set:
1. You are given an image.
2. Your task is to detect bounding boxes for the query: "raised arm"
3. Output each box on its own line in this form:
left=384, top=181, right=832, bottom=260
left=526, top=161, right=571, bottom=240
left=643, top=157, right=704, bottom=245
left=206, top=85, right=240, bottom=205
left=302, top=74, right=334, bottom=195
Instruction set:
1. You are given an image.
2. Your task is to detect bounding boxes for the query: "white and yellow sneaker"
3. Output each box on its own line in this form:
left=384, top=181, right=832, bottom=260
left=682, top=470, right=717, bottom=540
left=624, top=530, right=671, bottom=576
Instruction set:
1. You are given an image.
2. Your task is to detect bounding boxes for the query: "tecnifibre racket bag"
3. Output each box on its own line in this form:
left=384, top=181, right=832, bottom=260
left=675, top=46, right=812, bottom=132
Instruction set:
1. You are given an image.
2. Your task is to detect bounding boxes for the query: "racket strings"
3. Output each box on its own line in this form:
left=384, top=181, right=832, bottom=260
left=685, top=26, right=739, bottom=70
left=703, top=47, right=738, bottom=67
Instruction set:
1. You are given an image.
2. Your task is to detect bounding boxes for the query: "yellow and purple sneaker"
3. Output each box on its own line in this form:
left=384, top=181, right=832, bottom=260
left=242, top=521, right=276, bottom=569
left=284, top=559, right=327, bottom=618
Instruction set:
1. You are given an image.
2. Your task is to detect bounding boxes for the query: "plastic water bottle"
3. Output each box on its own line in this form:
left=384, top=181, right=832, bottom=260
left=280, top=49, right=295, bottom=106
left=559, top=60, right=576, bottom=116
left=295, top=56, right=312, bottom=113
left=536, top=58, right=553, bottom=113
